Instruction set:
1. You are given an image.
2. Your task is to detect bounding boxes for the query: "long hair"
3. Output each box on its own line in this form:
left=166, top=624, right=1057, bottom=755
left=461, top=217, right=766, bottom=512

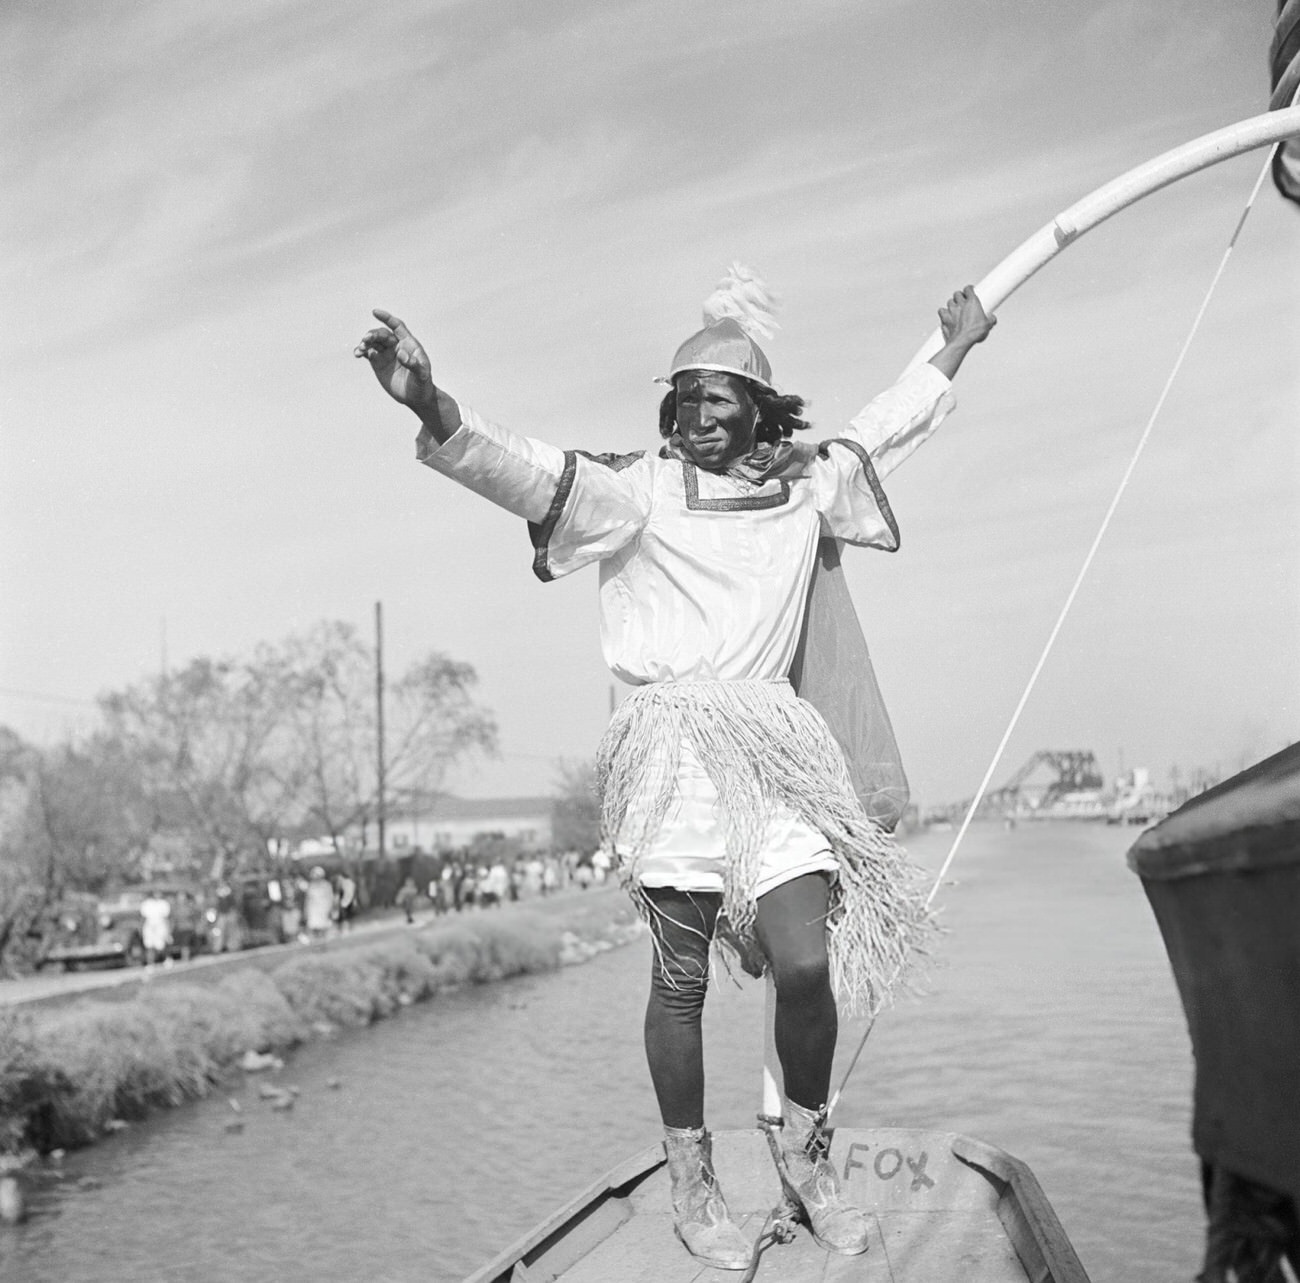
left=659, top=377, right=810, bottom=445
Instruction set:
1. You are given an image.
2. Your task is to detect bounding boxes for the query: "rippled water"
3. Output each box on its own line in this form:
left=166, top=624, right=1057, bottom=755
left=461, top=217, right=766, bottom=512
left=0, top=823, right=1204, bottom=1282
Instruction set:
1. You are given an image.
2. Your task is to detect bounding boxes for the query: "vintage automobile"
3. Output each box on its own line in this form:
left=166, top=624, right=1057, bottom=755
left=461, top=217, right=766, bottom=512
left=205, top=874, right=292, bottom=952
left=36, top=883, right=209, bottom=971
left=28, top=893, right=101, bottom=971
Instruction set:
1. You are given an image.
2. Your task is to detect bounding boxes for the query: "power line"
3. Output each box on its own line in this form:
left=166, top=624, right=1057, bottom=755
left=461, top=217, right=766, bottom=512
left=0, top=686, right=586, bottom=763
left=0, top=686, right=98, bottom=708
left=495, top=748, right=574, bottom=763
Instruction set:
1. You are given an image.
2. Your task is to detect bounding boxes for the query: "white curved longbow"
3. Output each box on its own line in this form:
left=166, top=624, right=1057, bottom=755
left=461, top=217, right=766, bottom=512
left=812, top=105, right=1300, bottom=1121
left=901, top=105, right=1300, bottom=373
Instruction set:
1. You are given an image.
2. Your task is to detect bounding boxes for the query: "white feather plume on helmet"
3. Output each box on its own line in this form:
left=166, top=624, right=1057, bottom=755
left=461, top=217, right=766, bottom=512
left=701, top=263, right=780, bottom=341
left=662, top=263, right=779, bottom=389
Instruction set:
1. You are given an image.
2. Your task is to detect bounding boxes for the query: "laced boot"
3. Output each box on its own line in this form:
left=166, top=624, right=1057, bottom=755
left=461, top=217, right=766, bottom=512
left=662, top=1125, right=753, bottom=1270
left=776, top=1100, right=871, bottom=1256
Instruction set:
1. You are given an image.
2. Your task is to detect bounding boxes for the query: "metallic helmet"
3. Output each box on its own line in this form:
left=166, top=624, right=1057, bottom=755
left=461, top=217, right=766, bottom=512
left=660, top=263, right=778, bottom=390
left=664, top=317, right=773, bottom=389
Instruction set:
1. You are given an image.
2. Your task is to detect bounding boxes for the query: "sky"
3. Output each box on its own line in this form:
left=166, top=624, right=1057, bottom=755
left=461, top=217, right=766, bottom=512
left=2, top=0, right=1297, bottom=808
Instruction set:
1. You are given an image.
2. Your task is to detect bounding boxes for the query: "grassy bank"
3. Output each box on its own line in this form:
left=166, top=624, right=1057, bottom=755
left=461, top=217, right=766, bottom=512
left=0, top=897, right=643, bottom=1158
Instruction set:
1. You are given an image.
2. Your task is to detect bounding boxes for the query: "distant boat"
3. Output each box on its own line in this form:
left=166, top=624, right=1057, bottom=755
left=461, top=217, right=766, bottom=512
left=465, top=1125, right=1089, bottom=1281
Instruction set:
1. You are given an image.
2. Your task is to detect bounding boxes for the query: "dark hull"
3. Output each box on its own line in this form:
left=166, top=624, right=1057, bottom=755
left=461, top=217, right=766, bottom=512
left=1127, top=741, right=1300, bottom=1211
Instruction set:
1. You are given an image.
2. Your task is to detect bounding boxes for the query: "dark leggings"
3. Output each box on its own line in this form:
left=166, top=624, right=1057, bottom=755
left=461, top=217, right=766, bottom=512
left=643, top=873, right=837, bottom=1129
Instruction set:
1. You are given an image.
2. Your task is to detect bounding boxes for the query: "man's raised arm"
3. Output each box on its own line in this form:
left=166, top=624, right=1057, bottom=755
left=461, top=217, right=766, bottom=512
left=840, top=285, right=998, bottom=481
left=353, top=307, right=650, bottom=567
left=355, top=308, right=462, bottom=444
left=927, top=286, right=996, bottom=381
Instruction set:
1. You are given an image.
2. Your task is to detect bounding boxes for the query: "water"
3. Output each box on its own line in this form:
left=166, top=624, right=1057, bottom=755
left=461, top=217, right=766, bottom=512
left=0, top=823, right=1204, bottom=1282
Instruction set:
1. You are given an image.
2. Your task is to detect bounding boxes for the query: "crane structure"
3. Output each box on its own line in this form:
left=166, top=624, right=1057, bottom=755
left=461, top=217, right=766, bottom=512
left=933, top=750, right=1107, bottom=824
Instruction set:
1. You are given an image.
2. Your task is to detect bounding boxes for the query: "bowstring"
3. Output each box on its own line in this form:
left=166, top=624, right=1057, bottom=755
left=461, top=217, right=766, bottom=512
left=829, top=137, right=1284, bottom=1117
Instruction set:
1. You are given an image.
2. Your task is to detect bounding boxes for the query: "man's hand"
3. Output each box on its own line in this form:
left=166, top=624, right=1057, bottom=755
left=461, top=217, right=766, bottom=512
left=938, top=286, right=995, bottom=348
left=354, top=309, right=438, bottom=413
left=929, top=286, right=996, bottom=380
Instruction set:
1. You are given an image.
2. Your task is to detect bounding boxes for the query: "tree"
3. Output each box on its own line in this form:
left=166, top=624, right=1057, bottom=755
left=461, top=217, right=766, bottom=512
left=101, top=653, right=306, bottom=879
left=98, top=622, right=497, bottom=873
left=0, top=729, right=152, bottom=972
left=0, top=728, right=44, bottom=972
left=551, top=759, right=602, bottom=855
left=284, top=622, right=497, bottom=854
left=0, top=623, right=496, bottom=969
left=28, top=736, right=154, bottom=893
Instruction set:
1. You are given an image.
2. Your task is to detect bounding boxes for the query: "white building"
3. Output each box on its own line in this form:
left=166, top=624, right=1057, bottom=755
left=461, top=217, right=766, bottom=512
left=384, top=796, right=554, bottom=854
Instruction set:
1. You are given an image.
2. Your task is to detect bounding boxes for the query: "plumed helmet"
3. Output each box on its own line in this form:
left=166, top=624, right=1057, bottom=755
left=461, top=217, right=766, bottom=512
left=663, top=263, right=778, bottom=389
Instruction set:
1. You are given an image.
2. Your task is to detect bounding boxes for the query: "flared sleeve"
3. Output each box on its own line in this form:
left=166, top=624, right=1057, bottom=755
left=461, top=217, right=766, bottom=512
left=416, top=402, right=652, bottom=581
left=809, top=363, right=956, bottom=548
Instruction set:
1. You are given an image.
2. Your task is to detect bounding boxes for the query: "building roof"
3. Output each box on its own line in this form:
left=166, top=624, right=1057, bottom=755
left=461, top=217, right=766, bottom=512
left=391, top=796, right=554, bottom=823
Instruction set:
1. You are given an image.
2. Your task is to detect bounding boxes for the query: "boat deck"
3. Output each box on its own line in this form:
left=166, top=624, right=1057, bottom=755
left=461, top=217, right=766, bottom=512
left=467, top=1127, right=1089, bottom=1282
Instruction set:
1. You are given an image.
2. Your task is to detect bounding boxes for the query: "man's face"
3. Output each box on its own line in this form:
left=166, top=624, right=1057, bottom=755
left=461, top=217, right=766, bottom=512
left=673, top=371, right=758, bottom=470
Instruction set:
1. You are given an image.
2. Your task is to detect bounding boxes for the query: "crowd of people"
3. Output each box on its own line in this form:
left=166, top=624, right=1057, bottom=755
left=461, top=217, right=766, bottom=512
left=207, top=866, right=360, bottom=947
left=267, top=848, right=610, bottom=942
left=298, top=866, right=356, bottom=939
left=421, top=848, right=610, bottom=916
left=45, top=848, right=601, bottom=975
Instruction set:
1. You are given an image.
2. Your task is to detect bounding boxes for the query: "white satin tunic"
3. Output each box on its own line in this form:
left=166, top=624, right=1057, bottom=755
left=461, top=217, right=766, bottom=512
left=416, top=363, right=955, bottom=891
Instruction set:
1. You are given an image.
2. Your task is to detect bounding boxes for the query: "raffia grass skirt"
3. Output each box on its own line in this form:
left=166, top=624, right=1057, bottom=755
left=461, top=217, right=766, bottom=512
left=595, top=678, right=936, bottom=1015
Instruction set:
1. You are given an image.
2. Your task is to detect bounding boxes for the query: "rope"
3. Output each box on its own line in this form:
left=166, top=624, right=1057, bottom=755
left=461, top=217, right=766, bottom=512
left=737, top=1116, right=802, bottom=1282
left=737, top=1202, right=800, bottom=1283
left=828, top=137, right=1283, bottom=1119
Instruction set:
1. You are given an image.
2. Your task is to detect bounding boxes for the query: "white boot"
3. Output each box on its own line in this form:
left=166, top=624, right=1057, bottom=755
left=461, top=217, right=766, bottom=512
left=777, top=1101, right=871, bottom=1256
left=662, top=1125, right=753, bottom=1270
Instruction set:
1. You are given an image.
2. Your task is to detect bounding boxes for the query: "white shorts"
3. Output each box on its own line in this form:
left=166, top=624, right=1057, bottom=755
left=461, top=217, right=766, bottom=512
left=618, top=739, right=838, bottom=898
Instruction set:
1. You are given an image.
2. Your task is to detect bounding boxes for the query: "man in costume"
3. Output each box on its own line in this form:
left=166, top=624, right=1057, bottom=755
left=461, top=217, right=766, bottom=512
left=355, top=269, right=993, bottom=1268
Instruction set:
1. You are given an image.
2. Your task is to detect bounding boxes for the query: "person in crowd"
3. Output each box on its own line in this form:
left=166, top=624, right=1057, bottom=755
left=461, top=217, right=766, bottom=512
left=279, top=881, right=302, bottom=942
left=304, top=867, right=334, bottom=941
left=139, top=889, right=172, bottom=966
left=486, top=860, right=509, bottom=906
left=335, top=871, right=358, bottom=931
left=524, top=855, right=544, bottom=896
left=452, top=858, right=470, bottom=912
left=396, top=876, right=419, bottom=924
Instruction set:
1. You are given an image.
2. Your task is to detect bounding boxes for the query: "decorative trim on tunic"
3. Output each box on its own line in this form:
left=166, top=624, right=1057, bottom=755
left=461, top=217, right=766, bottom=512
left=820, top=438, right=900, bottom=552
left=576, top=449, right=646, bottom=472
left=681, top=462, right=791, bottom=512
left=528, top=449, right=645, bottom=582
left=527, top=450, right=579, bottom=583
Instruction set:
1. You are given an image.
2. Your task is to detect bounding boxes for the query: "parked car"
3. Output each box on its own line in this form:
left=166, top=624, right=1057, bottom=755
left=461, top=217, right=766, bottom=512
left=37, top=883, right=209, bottom=971
left=28, top=893, right=101, bottom=971
left=206, top=875, right=290, bottom=952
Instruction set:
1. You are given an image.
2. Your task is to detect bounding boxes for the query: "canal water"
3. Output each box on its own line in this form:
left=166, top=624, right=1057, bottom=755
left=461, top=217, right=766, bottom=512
left=0, top=822, right=1203, bottom=1282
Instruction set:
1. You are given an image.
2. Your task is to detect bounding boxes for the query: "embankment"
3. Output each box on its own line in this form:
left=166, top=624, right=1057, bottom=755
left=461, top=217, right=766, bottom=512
left=0, top=890, right=643, bottom=1159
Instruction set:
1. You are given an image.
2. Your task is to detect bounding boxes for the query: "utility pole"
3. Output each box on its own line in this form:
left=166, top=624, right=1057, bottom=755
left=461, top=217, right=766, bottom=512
left=376, top=601, right=387, bottom=862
